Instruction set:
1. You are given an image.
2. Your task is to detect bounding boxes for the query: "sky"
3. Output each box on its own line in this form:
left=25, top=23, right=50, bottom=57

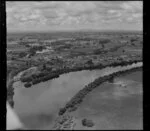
left=6, top=1, right=143, bottom=32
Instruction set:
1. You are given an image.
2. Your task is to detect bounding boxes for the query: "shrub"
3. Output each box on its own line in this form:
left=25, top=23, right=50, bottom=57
left=24, top=82, right=32, bottom=88
left=32, top=79, right=41, bottom=85
left=99, top=39, right=110, bottom=44
left=19, top=52, right=27, bottom=58
left=82, top=119, right=94, bottom=127
left=38, top=72, right=47, bottom=77
left=59, top=108, right=66, bottom=116
left=20, top=76, right=32, bottom=82
left=68, top=106, right=77, bottom=112
left=31, top=74, right=38, bottom=79
left=41, top=75, right=51, bottom=82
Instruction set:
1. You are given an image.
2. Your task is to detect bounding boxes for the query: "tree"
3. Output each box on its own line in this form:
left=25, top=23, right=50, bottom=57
left=59, top=108, right=66, bottom=116
left=131, top=39, right=136, bottom=43
left=82, top=119, right=94, bottom=127
left=11, top=57, right=16, bottom=60
left=42, top=64, right=46, bottom=70
left=19, top=52, right=27, bottom=58
left=25, top=44, right=31, bottom=48
left=99, top=39, right=110, bottom=44
left=102, top=44, right=105, bottom=48
left=24, top=82, right=32, bottom=88
left=108, top=76, right=114, bottom=83
left=94, top=49, right=101, bottom=55
left=86, top=59, right=93, bottom=66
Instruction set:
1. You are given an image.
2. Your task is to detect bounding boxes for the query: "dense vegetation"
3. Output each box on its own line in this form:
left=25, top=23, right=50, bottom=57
left=19, top=58, right=141, bottom=88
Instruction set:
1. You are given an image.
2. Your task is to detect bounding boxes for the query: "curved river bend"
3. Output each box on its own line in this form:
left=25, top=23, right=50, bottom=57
left=13, top=62, right=142, bottom=129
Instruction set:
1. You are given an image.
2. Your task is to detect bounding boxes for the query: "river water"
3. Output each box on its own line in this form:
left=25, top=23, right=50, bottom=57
left=73, top=69, right=143, bottom=130
left=13, top=62, right=142, bottom=129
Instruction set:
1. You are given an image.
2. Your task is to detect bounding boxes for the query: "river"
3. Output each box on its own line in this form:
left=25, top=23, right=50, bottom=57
left=13, top=62, right=142, bottom=129
left=72, top=69, right=142, bottom=130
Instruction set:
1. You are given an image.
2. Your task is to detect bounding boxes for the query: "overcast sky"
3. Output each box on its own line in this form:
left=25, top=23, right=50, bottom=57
left=6, top=1, right=143, bottom=32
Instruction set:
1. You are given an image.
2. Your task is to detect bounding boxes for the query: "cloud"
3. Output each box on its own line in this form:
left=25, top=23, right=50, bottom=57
left=132, top=13, right=142, bottom=18
left=6, top=1, right=143, bottom=31
left=121, top=1, right=142, bottom=11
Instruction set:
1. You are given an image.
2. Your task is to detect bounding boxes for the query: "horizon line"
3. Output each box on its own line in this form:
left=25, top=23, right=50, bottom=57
left=7, top=29, right=143, bottom=34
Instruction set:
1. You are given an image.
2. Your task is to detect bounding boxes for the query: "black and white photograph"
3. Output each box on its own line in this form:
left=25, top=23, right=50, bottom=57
left=6, top=1, right=143, bottom=130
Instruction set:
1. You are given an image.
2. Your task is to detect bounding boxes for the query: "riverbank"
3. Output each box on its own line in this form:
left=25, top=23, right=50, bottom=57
left=21, top=59, right=142, bottom=88
left=54, top=66, right=142, bottom=130
left=7, top=59, right=142, bottom=108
